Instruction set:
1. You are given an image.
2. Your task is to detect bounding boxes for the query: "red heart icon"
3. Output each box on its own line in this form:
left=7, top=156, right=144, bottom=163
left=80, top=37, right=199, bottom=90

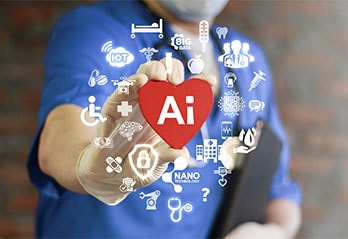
left=138, top=78, right=213, bottom=149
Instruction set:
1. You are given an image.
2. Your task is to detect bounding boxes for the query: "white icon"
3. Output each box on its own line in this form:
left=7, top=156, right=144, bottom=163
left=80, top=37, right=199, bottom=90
left=173, top=170, right=201, bottom=184
left=249, top=70, right=266, bottom=91
left=233, top=128, right=257, bottom=154
left=219, top=40, right=255, bottom=69
left=118, top=121, right=143, bottom=141
left=218, top=91, right=245, bottom=118
left=117, top=101, right=132, bottom=117
left=188, top=55, right=205, bottom=74
left=201, top=187, right=210, bottom=202
left=168, top=197, right=193, bottom=223
left=119, top=177, right=136, bottom=192
left=128, top=144, right=159, bottom=180
left=216, top=26, right=228, bottom=39
left=136, top=150, right=151, bottom=169
left=116, top=81, right=132, bottom=94
left=101, top=41, right=134, bottom=68
left=112, top=76, right=126, bottom=86
left=112, top=77, right=135, bottom=95
left=157, top=95, right=195, bottom=125
left=196, top=139, right=224, bottom=163
left=166, top=52, right=173, bottom=75
left=101, top=41, right=113, bottom=53
left=131, top=18, right=163, bottom=39
left=204, top=139, right=218, bottom=162
left=221, top=121, right=233, bottom=140
left=106, top=156, right=123, bottom=174
left=80, top=96, right=107, bottom=127
left=242, top=42, right=255, bottom=62
left=224, top=72, right=237, bottom=88
left=218, top=42, right=231, bottom=62
left=214, top=166, right=232, bottom=187
left=171, top=33, right=191, bottom=50
left=88, top=69, right=108, bottom=87
left=93, top=137, right=113, bottom=148
left=224, top=40, right=248, bottom=68
left=249, top=100, right=265, bottom=112
left=199, top=20, right=209, bottom=52
left=162, top=157, right=188, bottom=193
left=196, top=145, right=203, bottom=161
left=139, top=190, right=161, bottom=210
left=139, top=47, right=159, bottom=62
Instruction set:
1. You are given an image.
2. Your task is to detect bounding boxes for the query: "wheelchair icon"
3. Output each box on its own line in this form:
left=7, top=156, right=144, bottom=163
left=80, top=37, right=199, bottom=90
left=80, top=96, right=107, bottom=127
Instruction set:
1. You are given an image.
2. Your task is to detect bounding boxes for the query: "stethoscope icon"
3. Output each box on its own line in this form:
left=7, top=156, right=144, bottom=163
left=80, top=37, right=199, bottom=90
left=167, top=197, right=193, bottom=223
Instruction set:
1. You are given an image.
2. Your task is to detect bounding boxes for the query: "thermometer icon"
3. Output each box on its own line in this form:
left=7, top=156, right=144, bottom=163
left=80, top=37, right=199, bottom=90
left=199, top=20, right=209, bottom=52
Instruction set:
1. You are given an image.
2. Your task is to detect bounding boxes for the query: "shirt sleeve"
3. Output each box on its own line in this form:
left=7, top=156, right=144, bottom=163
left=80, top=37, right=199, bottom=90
left=27, top=6, right=124, bottom=198
left=233, top=34, right=302, bottom=205
left=268, top=96, right=302, bottom=205
left=261, top=53, right=302, bottom=205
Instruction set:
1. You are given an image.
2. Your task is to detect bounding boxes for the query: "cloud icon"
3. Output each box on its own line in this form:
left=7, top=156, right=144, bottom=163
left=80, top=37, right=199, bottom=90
left=105, top=47, right=134, bottom=68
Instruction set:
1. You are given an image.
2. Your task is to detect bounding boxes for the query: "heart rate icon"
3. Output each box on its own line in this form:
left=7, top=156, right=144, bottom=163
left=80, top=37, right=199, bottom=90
left=138, top=78, right=213, bottom=149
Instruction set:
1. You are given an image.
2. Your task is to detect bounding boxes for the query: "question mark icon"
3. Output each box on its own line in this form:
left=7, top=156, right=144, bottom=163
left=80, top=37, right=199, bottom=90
left=201, top=187, right=210, bottom=202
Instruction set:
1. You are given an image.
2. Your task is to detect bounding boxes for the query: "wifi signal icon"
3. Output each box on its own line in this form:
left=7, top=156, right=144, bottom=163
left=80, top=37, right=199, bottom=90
left=101, top=41, right=113, bottom=53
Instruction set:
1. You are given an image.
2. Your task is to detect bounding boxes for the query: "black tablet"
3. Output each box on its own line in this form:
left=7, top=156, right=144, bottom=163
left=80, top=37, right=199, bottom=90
left=209, top=120, right=282, bottom=238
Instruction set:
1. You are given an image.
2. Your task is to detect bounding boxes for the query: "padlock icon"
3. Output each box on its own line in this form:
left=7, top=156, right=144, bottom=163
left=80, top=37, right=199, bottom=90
left=137, top=150, right=151, bottom=169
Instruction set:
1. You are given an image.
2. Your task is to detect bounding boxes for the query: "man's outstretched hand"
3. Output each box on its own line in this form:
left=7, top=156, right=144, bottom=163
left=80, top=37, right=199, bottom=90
left=76, top=58, right=216, bottom=205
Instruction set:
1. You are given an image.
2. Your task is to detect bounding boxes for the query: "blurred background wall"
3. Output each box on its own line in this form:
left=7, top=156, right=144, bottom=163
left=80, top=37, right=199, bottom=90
left=0, top=1, right=347, bottom=238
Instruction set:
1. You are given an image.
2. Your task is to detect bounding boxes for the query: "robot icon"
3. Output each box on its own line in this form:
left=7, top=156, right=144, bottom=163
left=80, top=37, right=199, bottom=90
left=139, top=190, right=161, bottom=210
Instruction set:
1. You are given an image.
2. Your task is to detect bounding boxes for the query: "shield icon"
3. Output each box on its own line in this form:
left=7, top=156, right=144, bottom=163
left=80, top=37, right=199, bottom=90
left=128, top=144, right=159, bottom=180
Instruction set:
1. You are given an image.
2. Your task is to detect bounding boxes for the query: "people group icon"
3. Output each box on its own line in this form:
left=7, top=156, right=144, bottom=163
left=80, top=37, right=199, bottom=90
left=218, top=40, right=255, bottom=69
left=80, top=95, right=107, bottom=127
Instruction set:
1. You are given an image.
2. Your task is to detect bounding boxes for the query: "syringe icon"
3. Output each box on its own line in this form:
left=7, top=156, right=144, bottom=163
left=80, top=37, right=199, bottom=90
left=199, top=20, right=209, bottom=52
left=249, top=70, right=266, bottom=91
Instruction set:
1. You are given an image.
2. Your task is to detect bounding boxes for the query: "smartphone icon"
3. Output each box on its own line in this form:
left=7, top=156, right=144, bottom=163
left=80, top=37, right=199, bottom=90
left=221, top=121, right=233, bottom=140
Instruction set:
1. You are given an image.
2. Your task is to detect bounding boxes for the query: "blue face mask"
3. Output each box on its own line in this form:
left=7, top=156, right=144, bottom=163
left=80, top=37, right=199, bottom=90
left=158, top=0, right=229, bottom=22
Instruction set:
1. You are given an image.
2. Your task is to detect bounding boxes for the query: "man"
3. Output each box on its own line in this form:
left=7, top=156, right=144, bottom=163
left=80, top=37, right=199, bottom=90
left=28, top=0, right=301, bottom=238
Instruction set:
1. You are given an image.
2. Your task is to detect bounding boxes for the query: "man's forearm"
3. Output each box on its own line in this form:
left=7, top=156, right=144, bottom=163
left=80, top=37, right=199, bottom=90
left=38, top=104, right=95, bottom=194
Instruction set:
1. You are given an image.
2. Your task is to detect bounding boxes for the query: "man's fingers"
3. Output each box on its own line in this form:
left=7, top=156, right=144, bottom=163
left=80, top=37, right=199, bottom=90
left=136, top=61, right=167, bottom=81
left=160, top=57, right=184, bottom=86
left=137, top=58, right=185, bottom=86
left=156, top=143, right=190, bottom=164
left=102, top=74, right=148, bottom=125
left=115, top=73, right=148, bottom=99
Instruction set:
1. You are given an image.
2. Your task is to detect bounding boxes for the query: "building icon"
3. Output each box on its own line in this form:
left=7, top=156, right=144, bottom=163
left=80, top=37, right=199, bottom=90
left=196, top=145, right=203, bottom=161
left=196, top=139, right=223, bottom=163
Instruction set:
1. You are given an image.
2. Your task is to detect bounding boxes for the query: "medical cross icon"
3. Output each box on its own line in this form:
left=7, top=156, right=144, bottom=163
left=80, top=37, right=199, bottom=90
left=117, top=101, right=132, bottom=117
